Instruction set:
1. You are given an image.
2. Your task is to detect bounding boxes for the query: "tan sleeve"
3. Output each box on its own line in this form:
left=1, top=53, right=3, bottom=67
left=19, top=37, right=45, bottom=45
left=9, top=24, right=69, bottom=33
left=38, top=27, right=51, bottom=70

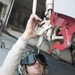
left=0, top=37, right=28, bottom=75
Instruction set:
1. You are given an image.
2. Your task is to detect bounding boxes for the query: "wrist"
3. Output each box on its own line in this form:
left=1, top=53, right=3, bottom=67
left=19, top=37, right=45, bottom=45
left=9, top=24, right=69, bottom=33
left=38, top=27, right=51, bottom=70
left=21, top=32, right=31, bottom=42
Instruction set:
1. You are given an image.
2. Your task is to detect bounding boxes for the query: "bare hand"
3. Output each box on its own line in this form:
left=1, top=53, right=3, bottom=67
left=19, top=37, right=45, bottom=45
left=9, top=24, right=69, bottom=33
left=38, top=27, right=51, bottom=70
left=21, top=14, right=42, bottom=41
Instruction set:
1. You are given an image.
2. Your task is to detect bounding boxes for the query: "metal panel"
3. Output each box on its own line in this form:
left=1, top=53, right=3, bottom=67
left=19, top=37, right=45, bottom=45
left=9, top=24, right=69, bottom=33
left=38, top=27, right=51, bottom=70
left=54, top=0, right=75, bottom=19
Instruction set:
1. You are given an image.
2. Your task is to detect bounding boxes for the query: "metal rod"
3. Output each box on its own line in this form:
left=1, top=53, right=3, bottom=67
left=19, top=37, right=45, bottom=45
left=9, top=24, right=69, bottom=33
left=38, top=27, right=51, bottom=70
left=32, top=0, right=37, bottom=14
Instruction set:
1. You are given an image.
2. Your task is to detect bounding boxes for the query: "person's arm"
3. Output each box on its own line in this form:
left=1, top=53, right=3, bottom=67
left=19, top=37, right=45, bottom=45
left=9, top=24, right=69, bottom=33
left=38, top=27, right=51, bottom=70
left=0, top=37, right=28, bottom=75
left=0, top=14, right=42, bottom=75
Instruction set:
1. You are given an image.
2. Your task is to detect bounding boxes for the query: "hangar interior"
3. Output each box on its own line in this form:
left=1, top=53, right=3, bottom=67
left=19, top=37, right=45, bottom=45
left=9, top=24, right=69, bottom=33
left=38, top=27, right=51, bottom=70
left=7, top=0, right=45, bottom=33
left=0, top=0, right=75, bottom=75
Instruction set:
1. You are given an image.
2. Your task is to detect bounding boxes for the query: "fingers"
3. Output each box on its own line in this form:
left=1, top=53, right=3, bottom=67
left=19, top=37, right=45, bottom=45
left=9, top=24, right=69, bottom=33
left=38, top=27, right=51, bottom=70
left=26, top=14, right=42, bottom=29
left=29, top=14, right=42, bottom=23
left=21, top=14, right=42, bottom=41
